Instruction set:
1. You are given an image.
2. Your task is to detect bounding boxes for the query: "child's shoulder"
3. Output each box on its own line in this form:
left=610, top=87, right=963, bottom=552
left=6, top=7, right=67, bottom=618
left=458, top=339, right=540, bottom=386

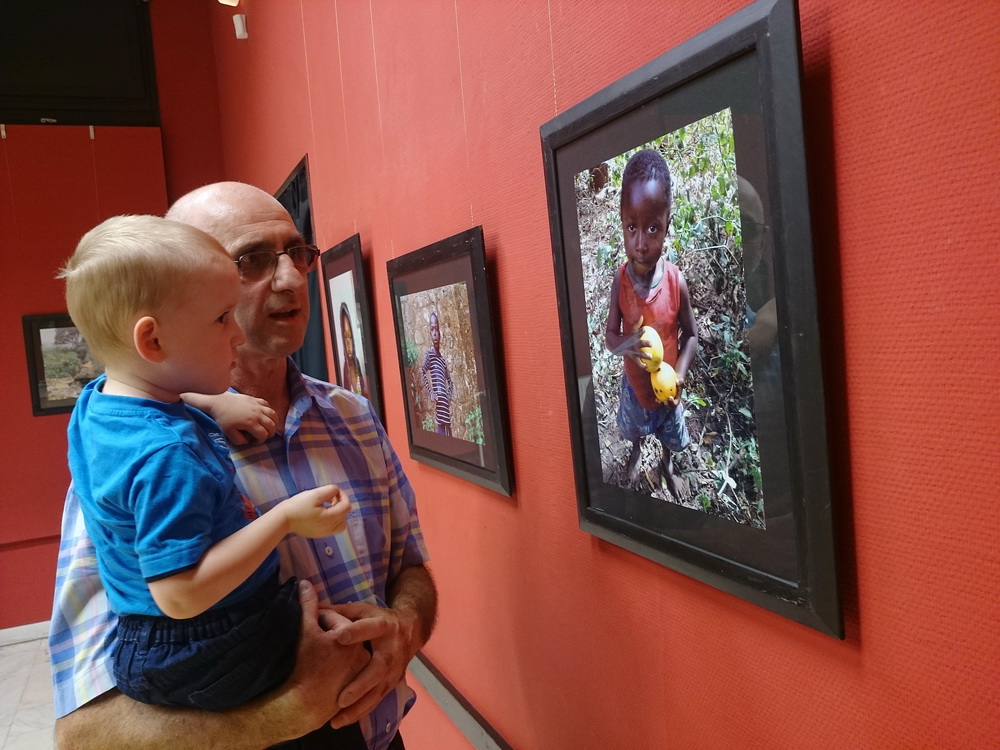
left=662, top=259, right=687, bottom=283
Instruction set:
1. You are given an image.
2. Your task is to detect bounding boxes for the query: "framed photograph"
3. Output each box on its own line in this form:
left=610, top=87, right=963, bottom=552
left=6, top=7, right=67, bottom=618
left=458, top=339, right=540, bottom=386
left=540, top=0, right=841, bottom=636
left=23, top=313, right=103, bottom=416
left=387, top=227, right=513, bottom=496
left=321, top=234, right=384, bottom=421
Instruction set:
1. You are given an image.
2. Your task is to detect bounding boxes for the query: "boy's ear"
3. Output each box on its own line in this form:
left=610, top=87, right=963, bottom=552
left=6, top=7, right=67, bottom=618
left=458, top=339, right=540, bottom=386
left=133, top=316, right=166, bottom=363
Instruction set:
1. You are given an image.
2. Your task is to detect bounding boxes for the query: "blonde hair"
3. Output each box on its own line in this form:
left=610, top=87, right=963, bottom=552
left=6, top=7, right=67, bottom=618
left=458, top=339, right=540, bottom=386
left=59, top=215, right=231, bottom=365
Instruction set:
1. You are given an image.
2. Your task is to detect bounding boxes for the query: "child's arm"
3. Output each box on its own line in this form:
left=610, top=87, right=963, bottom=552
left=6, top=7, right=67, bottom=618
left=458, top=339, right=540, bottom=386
left=673, top=272, right=699, bottom=390
left=604, top=271, right=648, bottom=363
left=183, top=391, right=277, bottom=445
left=420, top=354, right=430, bottom=397
left=147, top=485, right=350, bottom=619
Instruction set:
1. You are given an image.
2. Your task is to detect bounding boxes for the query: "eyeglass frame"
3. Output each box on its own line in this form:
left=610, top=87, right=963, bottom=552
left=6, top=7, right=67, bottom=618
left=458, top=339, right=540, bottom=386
left=232, top=244, right=320, bottom=281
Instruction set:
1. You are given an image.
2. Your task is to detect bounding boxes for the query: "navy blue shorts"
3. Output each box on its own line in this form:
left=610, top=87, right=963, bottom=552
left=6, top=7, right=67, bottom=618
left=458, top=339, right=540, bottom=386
left=114, top=573, right=300, bottom=712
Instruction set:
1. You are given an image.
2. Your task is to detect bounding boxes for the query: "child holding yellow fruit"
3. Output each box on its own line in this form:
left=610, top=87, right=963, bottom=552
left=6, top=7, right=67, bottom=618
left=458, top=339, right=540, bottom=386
left=604, top=149, right=699, bottom=496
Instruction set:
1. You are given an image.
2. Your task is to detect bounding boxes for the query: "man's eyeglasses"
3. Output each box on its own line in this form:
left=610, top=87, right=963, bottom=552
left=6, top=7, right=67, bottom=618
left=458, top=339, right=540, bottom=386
left=233, top=245, right=320, bottom=282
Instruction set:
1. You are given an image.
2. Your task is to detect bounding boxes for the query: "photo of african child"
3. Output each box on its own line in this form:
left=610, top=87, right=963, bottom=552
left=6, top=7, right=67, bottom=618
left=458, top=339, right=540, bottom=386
left=398, top=283, right=485, bottom=445
left=326, top=269, right=370, bottom=401
left=576, top=108, right=768, bottom=529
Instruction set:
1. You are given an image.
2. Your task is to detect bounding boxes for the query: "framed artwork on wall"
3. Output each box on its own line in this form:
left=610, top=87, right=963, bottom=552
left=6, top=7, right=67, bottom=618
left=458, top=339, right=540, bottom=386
left=386, top=227, right=513, bottom=496
left=320, top=233, right=384, bottom=421
left=23, top=313, right=104, bottom=416
left=540, top=0, right=842, bottom=637
left=275, top=156, right=328, bottom=382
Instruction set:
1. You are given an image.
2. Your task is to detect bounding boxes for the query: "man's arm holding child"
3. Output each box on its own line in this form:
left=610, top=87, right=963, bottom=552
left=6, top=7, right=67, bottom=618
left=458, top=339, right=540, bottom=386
left=55, top=582, right=371, bottom=750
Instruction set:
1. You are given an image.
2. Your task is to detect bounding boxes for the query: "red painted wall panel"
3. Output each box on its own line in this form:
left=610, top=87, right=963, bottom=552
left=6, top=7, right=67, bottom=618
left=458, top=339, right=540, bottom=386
left=0, top=126, right=166, bottom=629
left=148, top=0, right=226, bottom=202
left=200, top=1, right=1000, bottom=747
left=402, top=674, right=475, bottom=750
left=1, top=126, right=97, bottom=551
left=0, top=541, right=60, bottom=627
left=4, top=0, right=994, bottom=746
left=92, top=127, right=168, bottom=218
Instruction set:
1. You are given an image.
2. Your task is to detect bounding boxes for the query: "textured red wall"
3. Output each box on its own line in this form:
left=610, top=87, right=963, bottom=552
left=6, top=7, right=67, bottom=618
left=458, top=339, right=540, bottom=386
left=0, top=0, right=222, bottom=629
left=202, top=1, right=1000, bottom=747
left=5, top=0, right=983, bottom=745
left=0, top=126, right=167, bottom=628
left=148, top=0, right=226, bottom=202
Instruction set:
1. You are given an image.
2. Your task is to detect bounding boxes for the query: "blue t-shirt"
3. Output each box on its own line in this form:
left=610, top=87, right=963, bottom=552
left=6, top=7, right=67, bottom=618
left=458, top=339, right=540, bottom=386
left=67, top=376, right=278, bottom=617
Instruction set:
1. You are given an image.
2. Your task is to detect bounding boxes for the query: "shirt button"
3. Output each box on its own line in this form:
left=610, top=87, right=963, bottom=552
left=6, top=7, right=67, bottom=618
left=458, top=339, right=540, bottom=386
left=324, top=546, right=334, bottom=556
left=386, top=722, right=393, bottom=733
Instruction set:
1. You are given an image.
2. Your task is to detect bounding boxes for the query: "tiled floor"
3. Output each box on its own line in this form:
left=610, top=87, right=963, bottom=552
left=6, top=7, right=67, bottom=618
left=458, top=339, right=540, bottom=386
left=0, top=623, right=54, bottom=750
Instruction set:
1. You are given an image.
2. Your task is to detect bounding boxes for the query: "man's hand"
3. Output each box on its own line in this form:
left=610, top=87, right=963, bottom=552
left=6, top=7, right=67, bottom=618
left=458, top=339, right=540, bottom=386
left=322, top=601, right=420, bottom=729
left=277, top=581, right=372, bottom=735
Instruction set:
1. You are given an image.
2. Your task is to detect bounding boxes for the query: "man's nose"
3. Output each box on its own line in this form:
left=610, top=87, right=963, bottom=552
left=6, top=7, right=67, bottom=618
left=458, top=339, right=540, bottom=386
left=272, top=252, right=305, bottom=290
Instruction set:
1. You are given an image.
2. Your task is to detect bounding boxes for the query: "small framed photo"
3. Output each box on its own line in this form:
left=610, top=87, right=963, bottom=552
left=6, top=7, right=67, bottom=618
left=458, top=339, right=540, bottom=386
left=386, top=227, right=513, bottom=496
left=540, top=0, right=841, bottom=636
left=320, top=234, right=384, bottom=421
left=22, top=313, right=103, bottom=416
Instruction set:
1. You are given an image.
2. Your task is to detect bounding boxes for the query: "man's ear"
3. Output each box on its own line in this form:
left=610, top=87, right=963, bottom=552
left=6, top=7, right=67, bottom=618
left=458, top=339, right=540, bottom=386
left=133, top=316, right=166, bottom=363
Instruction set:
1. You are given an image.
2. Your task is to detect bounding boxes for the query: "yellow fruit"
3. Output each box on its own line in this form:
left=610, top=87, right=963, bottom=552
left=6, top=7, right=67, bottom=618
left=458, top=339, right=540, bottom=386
left=650, top=362, right=678, bottom=403
left=638, top=325, right=663, bottom=373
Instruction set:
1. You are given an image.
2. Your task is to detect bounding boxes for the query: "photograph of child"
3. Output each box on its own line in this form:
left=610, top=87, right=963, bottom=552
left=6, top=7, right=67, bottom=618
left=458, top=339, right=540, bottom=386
left=397, top=282, right=485, bottom=447
left=421, top=311, right=454, bottom=436
left=576, top=108, right=768, bottom=529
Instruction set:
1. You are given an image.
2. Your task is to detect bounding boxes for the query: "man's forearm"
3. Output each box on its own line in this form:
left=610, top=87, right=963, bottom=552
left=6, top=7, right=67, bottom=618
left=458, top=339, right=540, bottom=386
left=56, top=581, right=371, bottom=750
left=54, top=688, right=302, bottom=750
left=387, top=564, right=437, bottom=651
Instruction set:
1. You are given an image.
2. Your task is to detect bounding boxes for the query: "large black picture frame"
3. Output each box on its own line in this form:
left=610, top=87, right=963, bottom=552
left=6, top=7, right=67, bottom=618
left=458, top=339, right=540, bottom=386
left=540, top=0, right=841, bottom=637
left=320, top=233, right=384, bottom=422
left=386, top=227, right=513, bottom=496
left=22, top=313, right=103, bottom=416
left=275, top=156, right=328, bottom=382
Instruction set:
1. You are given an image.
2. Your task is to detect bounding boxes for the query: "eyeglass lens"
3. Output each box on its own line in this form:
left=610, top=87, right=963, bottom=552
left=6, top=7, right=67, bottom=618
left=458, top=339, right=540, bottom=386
left=236, top=246, right=318, bottom=279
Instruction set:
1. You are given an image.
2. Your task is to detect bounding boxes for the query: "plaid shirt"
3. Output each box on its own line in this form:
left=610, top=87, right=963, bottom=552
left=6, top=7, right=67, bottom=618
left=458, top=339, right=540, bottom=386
left=49, top=362, right=430, bottom=750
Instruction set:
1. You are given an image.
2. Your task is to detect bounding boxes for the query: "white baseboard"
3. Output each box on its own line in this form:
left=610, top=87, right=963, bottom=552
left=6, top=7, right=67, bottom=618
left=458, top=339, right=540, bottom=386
left=0, top=620, right=49, bottom=648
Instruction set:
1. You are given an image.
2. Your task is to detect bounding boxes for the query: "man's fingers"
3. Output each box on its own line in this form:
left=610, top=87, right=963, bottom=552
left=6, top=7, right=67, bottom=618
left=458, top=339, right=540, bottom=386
left=333, top=617, right=389, bottom=645
left=318, top=608, right=352, bottom=632
left=335, top=662, right=382, bottom=711
left=329, top=687, right=385, bottom=729
left=297, top=580, right=319, bottom=626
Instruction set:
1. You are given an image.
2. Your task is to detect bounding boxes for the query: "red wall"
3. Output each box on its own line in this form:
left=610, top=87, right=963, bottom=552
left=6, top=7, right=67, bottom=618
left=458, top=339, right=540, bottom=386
left=0, top=1, right=224, bottom=629
left=148, top=0, right=226, bottom=202
left=192, top=1, right=999, bottom=748
left=5, top=0, right=997, bottom=747
left=0, top=126, right=168, bottom=628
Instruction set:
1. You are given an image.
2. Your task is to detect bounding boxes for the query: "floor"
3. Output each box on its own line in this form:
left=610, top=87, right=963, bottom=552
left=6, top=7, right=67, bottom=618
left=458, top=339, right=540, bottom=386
left=0, top=623, right=54, bottom=749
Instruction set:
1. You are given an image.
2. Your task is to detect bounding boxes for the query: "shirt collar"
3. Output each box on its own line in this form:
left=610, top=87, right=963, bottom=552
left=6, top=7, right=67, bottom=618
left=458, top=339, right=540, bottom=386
left=285, top=357, right=340, bottom=423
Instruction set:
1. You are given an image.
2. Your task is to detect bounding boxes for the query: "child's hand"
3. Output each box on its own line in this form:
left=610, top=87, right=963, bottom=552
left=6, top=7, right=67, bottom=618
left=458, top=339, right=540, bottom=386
left=666, top=374, right=686, bottom=407
left=281, top=485, right=351, bottom=538
left=610, top=315, right=649, bottom=365
left=203, top=392, right=277, bottom=445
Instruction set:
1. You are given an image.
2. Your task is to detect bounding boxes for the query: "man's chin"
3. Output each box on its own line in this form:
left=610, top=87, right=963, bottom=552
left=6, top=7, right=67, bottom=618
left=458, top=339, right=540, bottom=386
left=239, top=333, right=307, bottom=362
